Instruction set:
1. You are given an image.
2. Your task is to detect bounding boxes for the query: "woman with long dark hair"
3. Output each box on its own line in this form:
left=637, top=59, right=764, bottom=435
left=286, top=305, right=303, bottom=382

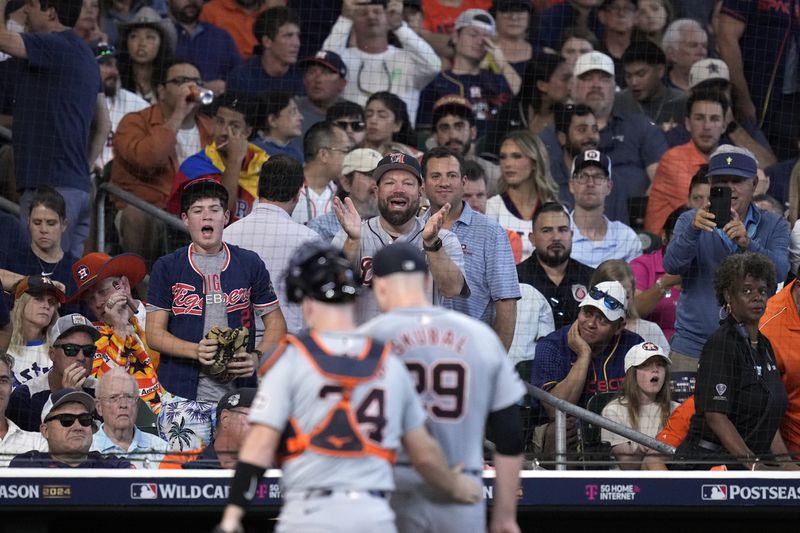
left=363, top=92, right=421, bottom=157
left=117, top=7, right=175, bottom=103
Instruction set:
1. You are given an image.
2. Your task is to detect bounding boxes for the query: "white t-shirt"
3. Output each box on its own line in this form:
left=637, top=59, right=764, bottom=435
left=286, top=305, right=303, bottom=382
left=485, top=194, right=534, bottom=261
left=601, top=399, right=679, bottom=448
left=176, top=125, right=203, bottom=164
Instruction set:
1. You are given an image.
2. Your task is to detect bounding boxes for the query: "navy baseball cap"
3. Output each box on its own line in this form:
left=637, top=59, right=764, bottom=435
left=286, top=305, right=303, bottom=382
left=300, top=50, right=348, bottom=78
left=373, top=152, right=423, bottom=185
left=706, top=145, right=758, bottom=179
left=216, top=388, right=257, bottom=420
left=93, top=42, right=117, bottom=63
left=571, top=149, right=612, bottom=178
left=373, top=243, right=428, bottom=277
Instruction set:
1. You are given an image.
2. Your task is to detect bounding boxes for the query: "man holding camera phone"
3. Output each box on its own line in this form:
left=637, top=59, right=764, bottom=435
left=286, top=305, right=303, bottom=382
left=663, top=145, right=789, bottom=400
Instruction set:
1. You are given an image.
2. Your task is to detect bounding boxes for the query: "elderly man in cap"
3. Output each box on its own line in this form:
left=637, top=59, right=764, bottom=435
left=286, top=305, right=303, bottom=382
left=531, top=280, right=644, bottom=461
left=91, top=367, right=169, bottom=468
left=181, top=388, right=256, bottom=469
left=332, top=152, right=467, bottom=324
left=568, top=149, right=642, bottom=268
left=664, top=145, right=790, bottom=397
left=308, top=147, right=382, bottom=242
left=0, top=353, right=47, bottom=467
left=69, top=252, right=165, bottom=415
left=7, top=314, right=101, bottom=432
left=572, top=51, right=667, bottom=225
left=10, top=388, right=132, bottom=468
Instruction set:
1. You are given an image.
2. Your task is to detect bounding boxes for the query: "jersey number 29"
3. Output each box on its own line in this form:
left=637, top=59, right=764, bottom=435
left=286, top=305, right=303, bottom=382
left=405, top=360, right=467, bottom=421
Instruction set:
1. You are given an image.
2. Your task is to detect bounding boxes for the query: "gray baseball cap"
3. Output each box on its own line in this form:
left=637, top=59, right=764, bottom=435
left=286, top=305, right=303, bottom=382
left=47, top=314, right=101, bottom=346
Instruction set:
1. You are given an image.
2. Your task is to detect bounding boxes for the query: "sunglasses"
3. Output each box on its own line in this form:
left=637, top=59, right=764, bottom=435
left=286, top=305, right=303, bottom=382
left=54, top=343, right=96, bottom=357
left=335, top=120, right=366, bottom=132
left=44, top=413, right=94, bottom=428
left=589, top=287, right=623, bottom=311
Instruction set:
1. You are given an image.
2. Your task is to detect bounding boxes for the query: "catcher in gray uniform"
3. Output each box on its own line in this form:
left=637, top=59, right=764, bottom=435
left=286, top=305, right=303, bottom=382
left=215, top=244, right=482, bottom=533
left=361, top=243, right=526, bottom=533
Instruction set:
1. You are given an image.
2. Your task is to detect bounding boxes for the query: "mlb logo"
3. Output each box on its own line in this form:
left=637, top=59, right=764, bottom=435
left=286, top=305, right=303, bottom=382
left=131, top=483, right=158, bottom=499
left=701, top=484, right=727, bottom=501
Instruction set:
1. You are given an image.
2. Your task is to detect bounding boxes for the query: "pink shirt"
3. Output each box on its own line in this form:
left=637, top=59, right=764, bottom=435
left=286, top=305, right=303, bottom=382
left=631, top=248, right=678, bottom=341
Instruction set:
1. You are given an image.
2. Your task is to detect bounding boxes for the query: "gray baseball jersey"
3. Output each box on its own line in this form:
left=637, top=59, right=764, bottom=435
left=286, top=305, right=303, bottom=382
left=360, top=306, right=525, bottom=474
left=250, top=331, right=427, bottom=492
left=361, top=307, right=525, bottom=532
left=332, top=216, right=466, bottom=324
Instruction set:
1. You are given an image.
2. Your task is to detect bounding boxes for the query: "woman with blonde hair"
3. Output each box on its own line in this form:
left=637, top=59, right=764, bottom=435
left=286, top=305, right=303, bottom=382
left=7, top=277, right=64, bottom=386
left=591, top=259, right=670, bottom=353
left=486, top=130, right=559, bottom=261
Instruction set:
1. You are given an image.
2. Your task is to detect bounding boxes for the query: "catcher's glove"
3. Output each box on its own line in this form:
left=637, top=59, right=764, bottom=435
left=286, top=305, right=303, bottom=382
left=203, top=326, right=249, bottom=383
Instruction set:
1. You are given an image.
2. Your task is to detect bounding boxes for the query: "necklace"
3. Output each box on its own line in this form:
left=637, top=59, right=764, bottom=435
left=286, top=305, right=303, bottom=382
left=34, top=250, right=62, bottom=277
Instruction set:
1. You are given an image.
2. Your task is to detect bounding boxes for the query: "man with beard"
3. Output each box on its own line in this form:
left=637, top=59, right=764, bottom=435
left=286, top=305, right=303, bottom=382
left=549, top=103, right=600, bottom=209
left=429, top=95, right=500, bottom=195
left=167, top=93, right=268, bottom=222
left=422, top=147, right=519, bottom=350
left=309, top=148, right=382, bottom=243
left=170, top=0, right=242, bottom=95
left=517, top=202, right=594, bottom=330
left=93, top=42, right=148, bottom=171
left=332, top=152, right=467, bottom=324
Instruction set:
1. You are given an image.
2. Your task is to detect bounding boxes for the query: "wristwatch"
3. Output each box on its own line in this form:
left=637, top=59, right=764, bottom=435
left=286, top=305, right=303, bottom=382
left=655, top=278, right=669, bottom=297
left=423, top=237, right=443, bottom=252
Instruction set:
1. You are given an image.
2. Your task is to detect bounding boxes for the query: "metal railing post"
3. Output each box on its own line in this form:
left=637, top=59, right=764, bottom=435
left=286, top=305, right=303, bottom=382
left=554, top=409, right=567, bottom=471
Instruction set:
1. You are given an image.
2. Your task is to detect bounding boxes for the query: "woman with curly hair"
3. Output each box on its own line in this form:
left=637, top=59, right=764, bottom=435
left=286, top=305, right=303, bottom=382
left=485, top=130, right=558, bottom=261
left=674, top=252, right=797, bottom=470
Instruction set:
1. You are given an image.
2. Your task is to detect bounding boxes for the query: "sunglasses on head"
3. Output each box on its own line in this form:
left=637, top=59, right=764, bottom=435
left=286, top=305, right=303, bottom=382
left=589, top=287, right=623, bottom=311
left=54, top=343, right=96, bottom=357
left=44, top=412, right=94, bottom=428
left=334, top=120, right=366, bottom=132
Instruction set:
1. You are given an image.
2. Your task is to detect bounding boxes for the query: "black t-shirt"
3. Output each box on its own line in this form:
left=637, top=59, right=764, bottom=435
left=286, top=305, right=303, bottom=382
left=686, top=317, right=787, bottom=456
left=517, top=256, right=595, bottom=330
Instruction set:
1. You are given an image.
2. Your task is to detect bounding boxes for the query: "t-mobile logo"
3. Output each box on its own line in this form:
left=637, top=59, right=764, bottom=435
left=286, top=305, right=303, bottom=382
left=585, top=485, right=599, bottom=501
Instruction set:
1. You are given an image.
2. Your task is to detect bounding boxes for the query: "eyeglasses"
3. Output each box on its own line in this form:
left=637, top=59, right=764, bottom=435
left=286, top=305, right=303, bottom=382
left=165, top=76, right=204, bottom=86
left=95, top=43, right=115, bottom=59
left=54, top=343, right=96, bottom=357
left=44, top=413, right=94, bottom=428
left=589, top=287, right=624, bottom=311
left=335, top=120, right=366, bottom=132
left=324, top=146, right=351, bottom=154
left=100, top=393, right=137, bottom=405
left=572, top=171, right=609, bottom=184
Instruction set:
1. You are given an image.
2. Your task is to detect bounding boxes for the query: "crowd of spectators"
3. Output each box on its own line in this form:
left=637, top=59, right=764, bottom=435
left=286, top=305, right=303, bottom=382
left=0, top=0, right=800, bottom=473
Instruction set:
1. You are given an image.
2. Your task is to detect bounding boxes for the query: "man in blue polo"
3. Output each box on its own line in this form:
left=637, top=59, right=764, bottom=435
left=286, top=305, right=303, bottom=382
left=664, top=145, right=790, bottom=400
left=421, top=146, right=520, bottom=350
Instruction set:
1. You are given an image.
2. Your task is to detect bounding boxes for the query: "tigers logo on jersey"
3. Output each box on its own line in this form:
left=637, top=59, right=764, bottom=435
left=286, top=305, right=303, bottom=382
left=170, top=282, right=253, bottom=315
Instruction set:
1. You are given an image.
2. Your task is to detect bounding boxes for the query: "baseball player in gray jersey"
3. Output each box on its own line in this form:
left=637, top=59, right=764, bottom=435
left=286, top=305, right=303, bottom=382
left=361, top=243, right=526, bottom=533
left=332, top=151, right=469, bottom=324
left=215, top=244, right=481, bottom=533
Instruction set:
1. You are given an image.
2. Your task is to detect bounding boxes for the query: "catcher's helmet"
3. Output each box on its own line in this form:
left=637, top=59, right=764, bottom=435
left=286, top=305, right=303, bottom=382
left=285, top=244, right=359, bottom=304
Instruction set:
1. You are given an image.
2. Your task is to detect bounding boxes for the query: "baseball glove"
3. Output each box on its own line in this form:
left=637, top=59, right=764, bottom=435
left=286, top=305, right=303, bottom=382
left=203, top=326, right=249, bottom=383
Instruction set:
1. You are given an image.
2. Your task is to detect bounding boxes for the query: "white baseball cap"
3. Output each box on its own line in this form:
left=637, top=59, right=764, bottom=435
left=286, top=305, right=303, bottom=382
left=454, top=9, right=496, bottom=36
left=689, top=58, right=730, bottom=89
left=579, top=280, right=627, bottom=322
left=624, top=341, right=671, bottom=373
left=342, top=148, right=382, bottom=176
left=574, top=51, right=615, bottom=78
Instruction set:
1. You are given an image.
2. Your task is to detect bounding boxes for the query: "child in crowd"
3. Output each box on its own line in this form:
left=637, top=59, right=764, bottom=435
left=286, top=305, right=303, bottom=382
left=601, top=341, right=678, bottom=470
